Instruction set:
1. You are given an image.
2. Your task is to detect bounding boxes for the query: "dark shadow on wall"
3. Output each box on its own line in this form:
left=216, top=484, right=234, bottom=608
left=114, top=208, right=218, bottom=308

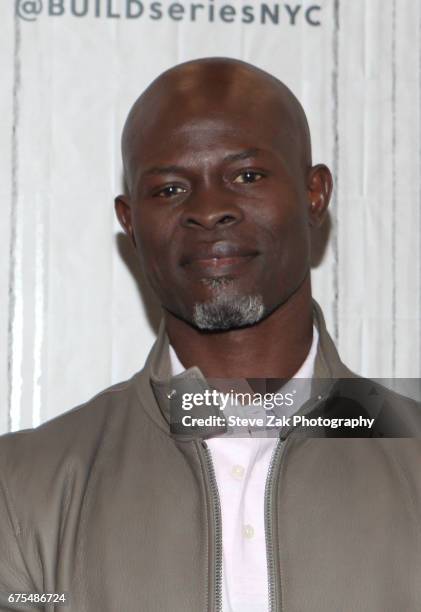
left=115, top=209, right=332, bottom=336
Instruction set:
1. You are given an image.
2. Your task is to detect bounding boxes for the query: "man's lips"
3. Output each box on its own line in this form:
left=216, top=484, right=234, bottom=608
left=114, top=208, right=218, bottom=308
left=180, top=243, right=259, bottom=275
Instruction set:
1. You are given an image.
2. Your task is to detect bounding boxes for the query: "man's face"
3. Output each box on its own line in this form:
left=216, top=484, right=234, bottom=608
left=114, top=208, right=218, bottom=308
left=117, top=96, right=326, bottom=330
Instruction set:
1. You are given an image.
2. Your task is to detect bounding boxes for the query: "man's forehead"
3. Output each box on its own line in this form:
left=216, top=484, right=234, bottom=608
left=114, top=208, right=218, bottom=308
left=138, top=109, right=296, bottom=144
left=122, top=58, right=311, bottom=187
left=127, top=114, right=300, bottom=179
left=128, top=76, right=297, bottom=132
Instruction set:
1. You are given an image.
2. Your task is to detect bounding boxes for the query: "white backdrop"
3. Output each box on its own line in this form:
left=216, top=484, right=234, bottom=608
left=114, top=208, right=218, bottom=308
left=1, top=0, right=421, bottom=434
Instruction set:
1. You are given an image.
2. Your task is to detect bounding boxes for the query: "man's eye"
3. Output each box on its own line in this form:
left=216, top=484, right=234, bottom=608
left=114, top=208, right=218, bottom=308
left=233, top=170, right=265, bottom=184
left=154, top=185, right=187, bottom=198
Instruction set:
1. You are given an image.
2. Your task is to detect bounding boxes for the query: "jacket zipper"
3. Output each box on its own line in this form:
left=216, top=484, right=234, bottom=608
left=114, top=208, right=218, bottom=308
left=199, top=440, right=223, bottom=612
left=264, top=436, right=288, bottom=612
left=265, top=392, right=327, bottom=611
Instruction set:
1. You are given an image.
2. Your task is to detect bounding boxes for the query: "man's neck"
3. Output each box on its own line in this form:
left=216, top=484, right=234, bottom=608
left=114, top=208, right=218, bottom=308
left=164, top=276, right=314, bottom=379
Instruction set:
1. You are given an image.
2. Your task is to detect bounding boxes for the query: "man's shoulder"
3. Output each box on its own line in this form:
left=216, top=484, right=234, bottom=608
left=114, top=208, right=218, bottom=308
left=0, top=373, right=142, bottom=480
left=327, top=375, right=421, bottom=437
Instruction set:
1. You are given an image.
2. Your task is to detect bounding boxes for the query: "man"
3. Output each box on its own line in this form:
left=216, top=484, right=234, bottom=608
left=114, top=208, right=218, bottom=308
left=1, top=58, right=420, bottom=612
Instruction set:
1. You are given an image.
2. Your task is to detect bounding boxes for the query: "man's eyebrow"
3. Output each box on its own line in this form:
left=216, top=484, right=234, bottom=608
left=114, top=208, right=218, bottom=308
left=223, top=148, right=260, bottom=163
left=141, top=148, right=261, bottom=177
left=143, top=164, right=185, bottom=177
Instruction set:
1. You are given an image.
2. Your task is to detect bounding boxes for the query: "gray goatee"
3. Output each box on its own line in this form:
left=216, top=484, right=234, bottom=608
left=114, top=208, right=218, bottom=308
left=192, top=279, right=265, bottom=331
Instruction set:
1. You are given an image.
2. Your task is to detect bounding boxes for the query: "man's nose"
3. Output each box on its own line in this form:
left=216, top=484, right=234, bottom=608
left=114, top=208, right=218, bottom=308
left=180, top=185, right=244, bottom=230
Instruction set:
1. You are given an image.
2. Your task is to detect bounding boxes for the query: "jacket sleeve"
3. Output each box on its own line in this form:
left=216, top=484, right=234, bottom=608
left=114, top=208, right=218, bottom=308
left=0, top=466, right=41, bottom=612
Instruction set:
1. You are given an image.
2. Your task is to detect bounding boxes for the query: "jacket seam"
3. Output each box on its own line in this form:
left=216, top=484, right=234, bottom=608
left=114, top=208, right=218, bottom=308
left=276, top=436, right=296, bottom=610
left=133, top=376, right=174, bottom=437
left=56, top=463, right=74, bottom=583
left=383, top=444, right=421, bottom=542
left=54, top=378, right=136, bottom=421
left=193, top=441, right=210, bottom=612
left=0, top=471, right=39, bottom=591
left=69, top=407, right=119, bottom=598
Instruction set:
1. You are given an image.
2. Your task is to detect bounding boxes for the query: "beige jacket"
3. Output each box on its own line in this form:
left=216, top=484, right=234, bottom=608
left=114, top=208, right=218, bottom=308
left=1, top=301, right=421, bottom=611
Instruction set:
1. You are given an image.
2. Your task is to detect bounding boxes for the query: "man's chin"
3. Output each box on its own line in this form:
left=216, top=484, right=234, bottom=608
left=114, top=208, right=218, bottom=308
left=191, top=292, right=266, bottom=331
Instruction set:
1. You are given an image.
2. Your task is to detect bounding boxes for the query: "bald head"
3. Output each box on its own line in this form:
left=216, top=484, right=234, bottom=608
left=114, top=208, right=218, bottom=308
left=121, top=58, right=312, bottom=193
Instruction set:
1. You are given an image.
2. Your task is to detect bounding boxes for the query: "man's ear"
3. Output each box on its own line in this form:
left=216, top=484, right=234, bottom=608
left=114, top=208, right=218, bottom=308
left=115, top=195, right=137, bottom=247
left=306, top=164, right=333, bottom=227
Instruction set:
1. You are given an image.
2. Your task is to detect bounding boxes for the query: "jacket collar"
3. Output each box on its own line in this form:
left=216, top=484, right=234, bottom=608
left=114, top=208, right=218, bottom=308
left=134, top=299, right=355, bottom=438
